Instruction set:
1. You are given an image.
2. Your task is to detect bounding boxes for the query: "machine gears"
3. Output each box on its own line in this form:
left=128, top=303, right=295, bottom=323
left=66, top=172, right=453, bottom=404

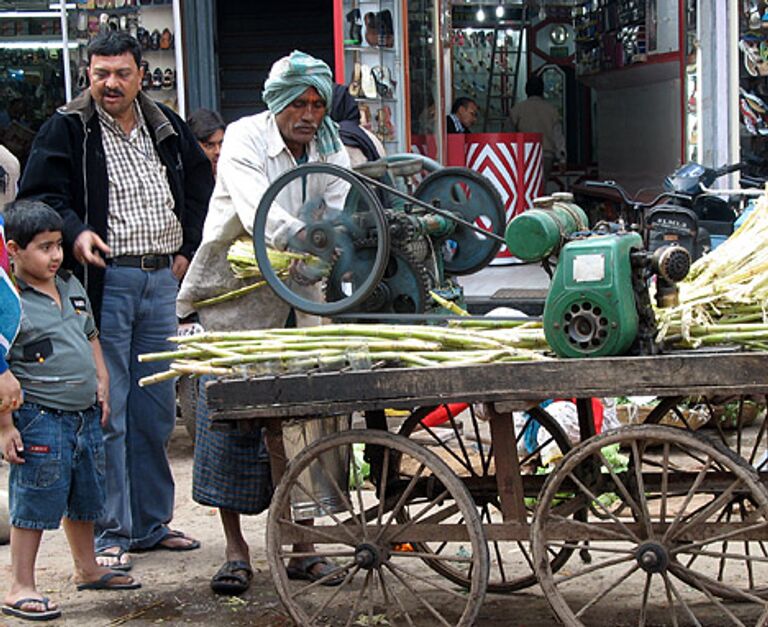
left=326, top=241, right=432, bottom=315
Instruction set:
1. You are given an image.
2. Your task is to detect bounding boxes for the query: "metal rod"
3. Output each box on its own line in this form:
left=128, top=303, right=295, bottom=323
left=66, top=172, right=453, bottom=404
left=351, top=170, right=508, bottom=244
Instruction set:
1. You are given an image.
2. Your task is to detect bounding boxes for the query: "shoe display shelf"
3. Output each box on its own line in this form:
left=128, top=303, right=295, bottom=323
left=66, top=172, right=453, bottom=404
left=342, top=0, right=404, bottom=151
left=68, top=0, right=182, bottom=112
left=738, top=1, right=768, bottom=175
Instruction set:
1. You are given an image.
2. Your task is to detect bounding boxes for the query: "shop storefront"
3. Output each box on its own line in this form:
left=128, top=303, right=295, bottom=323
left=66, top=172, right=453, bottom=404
left=0, top=0, right=185, bottom=166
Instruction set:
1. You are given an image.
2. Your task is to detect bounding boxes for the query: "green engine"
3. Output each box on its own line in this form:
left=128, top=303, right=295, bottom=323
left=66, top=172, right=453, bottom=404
left=543, top=233, right=642, bottom=358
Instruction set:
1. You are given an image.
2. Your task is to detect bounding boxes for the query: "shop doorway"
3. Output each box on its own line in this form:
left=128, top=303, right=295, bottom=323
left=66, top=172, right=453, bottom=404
left=215, top=0, right=335, bottom=123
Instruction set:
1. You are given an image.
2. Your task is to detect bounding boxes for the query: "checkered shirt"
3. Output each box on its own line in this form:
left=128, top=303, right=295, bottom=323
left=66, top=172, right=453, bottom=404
left=97, top=103, right=182, bottom=257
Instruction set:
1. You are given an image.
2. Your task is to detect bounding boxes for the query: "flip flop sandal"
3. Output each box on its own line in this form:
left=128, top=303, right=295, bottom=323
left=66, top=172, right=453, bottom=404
left=2, top=597, right=61, bottom=621
left=286, top=557, right=344, bottom=587
left=360, top=64, right=377, bottom=99
left=210, top=560, right=253, bottom=595
left=136, top=528, right=201, bottom=552
left=76, top=571, right=141, bottom=591
left=95, top=546, right=133, bottom=571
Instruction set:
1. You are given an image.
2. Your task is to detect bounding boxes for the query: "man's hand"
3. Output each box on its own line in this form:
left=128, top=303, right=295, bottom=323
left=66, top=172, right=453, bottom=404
left=172, top=254, right=189, bottom=280
left=0, top=370, right=22, bottom=413
left=97, top=378, right=110, bottom=427
left=0, top=419, right=24, bottom=464
left=74, top=230, right=111, bottom=268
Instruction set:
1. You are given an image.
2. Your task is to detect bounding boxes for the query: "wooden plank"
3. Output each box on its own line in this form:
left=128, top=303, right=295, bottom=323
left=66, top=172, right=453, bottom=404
left=207, top=352, right=768, bottom=420
left=488, top=409, right=527, bottom=522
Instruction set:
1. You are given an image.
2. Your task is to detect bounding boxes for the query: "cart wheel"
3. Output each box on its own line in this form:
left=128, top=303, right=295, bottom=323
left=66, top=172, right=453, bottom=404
left=396, top=403, right=573, bottom=593
left=266, top=429, right=489, bottom=627
left=644, top=394, right=768, bottom=600
left=532, top=425, right=768, bottom=626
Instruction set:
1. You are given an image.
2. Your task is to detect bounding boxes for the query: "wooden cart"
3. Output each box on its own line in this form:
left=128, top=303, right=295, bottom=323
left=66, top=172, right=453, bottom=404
left=207, top=351, right=768, bottom=626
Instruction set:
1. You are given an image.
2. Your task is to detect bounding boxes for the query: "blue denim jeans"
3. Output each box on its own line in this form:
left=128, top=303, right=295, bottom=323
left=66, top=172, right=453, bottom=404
left=95, top=265, right=178, bottom=550
left=9, top=402, right=105, bottom=530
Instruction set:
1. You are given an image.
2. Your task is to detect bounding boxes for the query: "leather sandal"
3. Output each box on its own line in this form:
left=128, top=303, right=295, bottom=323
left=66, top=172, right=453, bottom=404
left=162, top=68, right=175, bottom=90
left=348, top=55, right=361, bottom=97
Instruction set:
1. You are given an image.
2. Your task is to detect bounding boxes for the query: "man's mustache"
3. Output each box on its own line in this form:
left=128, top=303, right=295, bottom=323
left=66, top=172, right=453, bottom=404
left=294, top=123, right=318, bottom=132
left=104, top=89, right=124, bottom=98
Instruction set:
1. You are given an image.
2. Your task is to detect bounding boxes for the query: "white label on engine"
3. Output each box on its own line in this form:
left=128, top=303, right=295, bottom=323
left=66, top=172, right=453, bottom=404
left=572, top=254, right=605, bottom=282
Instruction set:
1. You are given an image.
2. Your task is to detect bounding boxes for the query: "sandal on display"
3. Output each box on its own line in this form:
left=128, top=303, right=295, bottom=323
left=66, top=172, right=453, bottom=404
left=141, top=60, right=151, bottom=89
left=376, top=106, right=395, bottom=142
left=149, top=28, right=161, bottom=51
left=348, top=56, right=361, bottom=97
left=360, top=64, right=377, bottom=99
left=137, top=26, right=150, bottom=50
left=371, top=65, right=394, bottom=98
left=359, top=103, right=372, bottom=129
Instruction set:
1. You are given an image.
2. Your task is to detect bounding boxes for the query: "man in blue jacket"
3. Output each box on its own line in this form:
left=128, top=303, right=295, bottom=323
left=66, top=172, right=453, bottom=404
left=19, top=31, right=212, bottom=569
left=0, top=214, right=21, bottom=413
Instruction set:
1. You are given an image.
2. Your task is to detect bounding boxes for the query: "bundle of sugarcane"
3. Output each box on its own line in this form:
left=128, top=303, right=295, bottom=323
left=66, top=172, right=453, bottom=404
left=193, top=238, right=327, bottom=309
left=655, top=190, right=768, bottom=350
left=138, top=322, right=550, bottom=386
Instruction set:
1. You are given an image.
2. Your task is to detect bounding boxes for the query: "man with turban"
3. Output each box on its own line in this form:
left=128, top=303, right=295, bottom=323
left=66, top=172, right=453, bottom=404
left=177, top=51, right=350, bottom=595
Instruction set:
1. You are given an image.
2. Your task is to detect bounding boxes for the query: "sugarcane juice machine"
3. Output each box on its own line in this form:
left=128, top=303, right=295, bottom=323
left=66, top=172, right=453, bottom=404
left=251, top=156, right=508, bottom=319
left=505, top=194, right=692, bottom=358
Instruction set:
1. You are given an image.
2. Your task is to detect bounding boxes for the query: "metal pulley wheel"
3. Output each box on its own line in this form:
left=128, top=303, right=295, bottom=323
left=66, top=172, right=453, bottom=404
left=252, top=163, right=390, bottom=316
left=413, top=167, right=506, bottom=275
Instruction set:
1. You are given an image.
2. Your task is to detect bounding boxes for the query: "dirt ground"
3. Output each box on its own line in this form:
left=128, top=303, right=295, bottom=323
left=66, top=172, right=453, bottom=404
left=0, top=425, right=559, bottom=627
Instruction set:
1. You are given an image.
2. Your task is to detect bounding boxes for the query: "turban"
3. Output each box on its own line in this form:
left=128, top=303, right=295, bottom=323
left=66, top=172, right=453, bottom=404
left=263, top=50, right=343, bottom=157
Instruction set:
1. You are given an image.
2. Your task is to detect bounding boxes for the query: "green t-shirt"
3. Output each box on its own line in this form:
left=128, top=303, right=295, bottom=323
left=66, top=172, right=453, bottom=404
left=9, top=271, right=98, bottom=411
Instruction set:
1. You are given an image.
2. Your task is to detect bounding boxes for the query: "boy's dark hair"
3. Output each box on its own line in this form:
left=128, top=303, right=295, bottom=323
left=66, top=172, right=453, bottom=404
left=3, top=200, right=63, bottom=249
left=525, top=74, right=545, bottom=97
left=187, top=109, right=226, bottom=143
left=451, top=97, right=476, bottom=114
left=87, top=31, right=142, bottom=68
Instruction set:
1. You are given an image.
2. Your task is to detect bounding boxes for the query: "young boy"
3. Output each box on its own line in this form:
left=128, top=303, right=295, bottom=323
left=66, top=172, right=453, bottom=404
left=0, top=200, right=140, bottom=622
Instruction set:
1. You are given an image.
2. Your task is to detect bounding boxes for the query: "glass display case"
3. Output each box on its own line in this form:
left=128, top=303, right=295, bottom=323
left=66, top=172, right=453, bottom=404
left=341, top=0, right=406, bottom=152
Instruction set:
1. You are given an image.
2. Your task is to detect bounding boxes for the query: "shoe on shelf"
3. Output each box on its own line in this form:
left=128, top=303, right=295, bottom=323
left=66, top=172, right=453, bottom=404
left=137, top=26, right=150, bottom=50
left=360, top=64, right=377, bottom=99
left=346, top=8, right=362, bottom=45
left=371, top=66, right=395, bottom=98
left=162, top=68, right=175, bottom=90
left=378, top=9, right=394, bottom=47
left=160, top=28, right=173, bottom=50
left=376, top=106, right=395, bottom=142
left=359, top=104, right=372, bottom=129
left=140, top=60, right=151, bottom=89
left=150, top=29, right=161, bottom=51
left=152, top=67, right=163, bottom=90
left=348, top=58, right=361, bottom=97
left=364, top=12, right=379, bottom=47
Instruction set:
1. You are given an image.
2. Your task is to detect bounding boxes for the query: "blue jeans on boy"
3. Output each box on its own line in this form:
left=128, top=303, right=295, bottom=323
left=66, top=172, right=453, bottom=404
left=9, top=402, right=105, bottom=530
left=95, top=264, right=178, bottom=551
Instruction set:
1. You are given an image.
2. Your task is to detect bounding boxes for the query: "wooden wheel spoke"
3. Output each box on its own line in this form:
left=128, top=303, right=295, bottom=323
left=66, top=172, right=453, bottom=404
left=670, top=521, right=768, bottom=556
left=390, top=550, right=473, bottom=564
left=546, top=542, right=635, bottom=556
left=739, top=500, right=757, bottom=590
left=630, top=440, right=654, bottom=538
left=446, top=409, right=476, bottom=476
left=552, top=552, right=635, bottom=585
left=468, top=405, right=491, bottom=475
left=343, top=569, right=372, bottom=627
left=674, top=567, right=748, bottom=627
left=638, top=572, right=652, bottom=627
left=300, top=562, right=359, bottom=615
left=378, top=490, right=452, bottom=544
left=376, top=447, right=391, bottom=531
left=566, top=471, right=641, bottom=542
left=378, top=462, right=426, bottom=539
left=547, top=513, right=631, bottom=542
left=575, top=563, right=639, bottom=618
left=679, top=546, right=768, bottom=565
left=660, top=442, right=670, bottom=525
left=662, top=455, right=714, bottom=544
left=673, top=478, right=744, bottom=540
left=348, top=443, right=370, bottom=541
left=418, top=421, right=470, bottom=471
left=663, top=571, right=702, bottom=627
left=596, top=450, right=644, bottom=524
left=278, top=517, right=356, bottom=546
left=386, top=561, right=470, bottom=602
left=379, top=568, right=414, bottom=627
left=661, top=568, right=680, bottom=627
left=314, top=453, right=365, bottom=536
left=384, top=563, right=454, bottom=627
left=670, top=563, right=768, bottom=605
